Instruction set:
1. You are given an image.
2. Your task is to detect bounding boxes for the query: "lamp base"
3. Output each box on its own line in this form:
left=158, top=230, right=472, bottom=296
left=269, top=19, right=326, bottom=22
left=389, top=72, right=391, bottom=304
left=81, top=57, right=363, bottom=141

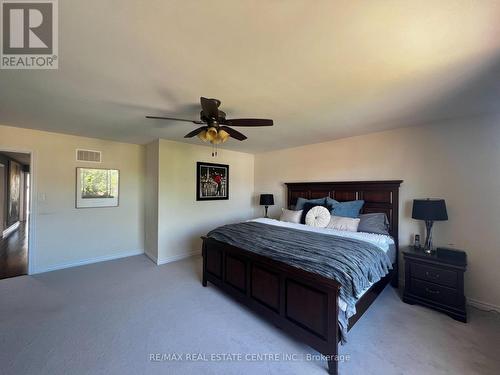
left=424, top=220, right=434, bottom=254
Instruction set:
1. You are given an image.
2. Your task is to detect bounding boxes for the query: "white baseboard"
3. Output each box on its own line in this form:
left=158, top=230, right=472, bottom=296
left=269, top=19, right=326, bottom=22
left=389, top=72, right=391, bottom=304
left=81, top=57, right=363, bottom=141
left=2, top=221, right=19, bottom=238
left=157, top=250, right=201, bottom=265
left=468, top=298, right=500, bottom=313
left=34, top=249, right=144, bottom=274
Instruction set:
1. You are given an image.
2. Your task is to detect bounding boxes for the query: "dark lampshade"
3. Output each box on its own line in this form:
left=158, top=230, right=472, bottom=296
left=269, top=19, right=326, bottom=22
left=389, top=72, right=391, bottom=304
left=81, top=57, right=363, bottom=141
left=412, top=199, right=448, bottom=221
left=259, top=194, right=274, bottom=206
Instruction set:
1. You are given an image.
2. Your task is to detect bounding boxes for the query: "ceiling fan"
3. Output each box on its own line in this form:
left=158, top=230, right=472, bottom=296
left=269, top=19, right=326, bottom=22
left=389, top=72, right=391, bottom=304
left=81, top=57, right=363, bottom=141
left=146, top=97, right=273, bottom=147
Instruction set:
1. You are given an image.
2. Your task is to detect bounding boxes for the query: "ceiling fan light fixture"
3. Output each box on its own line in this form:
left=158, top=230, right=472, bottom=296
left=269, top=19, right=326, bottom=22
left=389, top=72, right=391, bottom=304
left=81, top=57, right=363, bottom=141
left=217, top=129, right=230, bottom=143
left=146, top=97, right=274, bottom=153
left=206, top=127, right=218, bottom=142
left=197, top=130, right=208, bottom=142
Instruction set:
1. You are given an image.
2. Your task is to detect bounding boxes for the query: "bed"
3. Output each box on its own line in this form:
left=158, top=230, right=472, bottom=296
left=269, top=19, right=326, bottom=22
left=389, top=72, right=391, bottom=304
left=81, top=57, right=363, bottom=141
left=201, top=180, right=402, bottom=374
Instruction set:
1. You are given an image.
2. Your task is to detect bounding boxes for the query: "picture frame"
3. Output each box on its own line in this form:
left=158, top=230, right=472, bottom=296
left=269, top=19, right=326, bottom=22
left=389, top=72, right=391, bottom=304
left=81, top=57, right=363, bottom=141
left=196, top=162, right=229, bottom=201
left=76, top=168, right=119, bottom=208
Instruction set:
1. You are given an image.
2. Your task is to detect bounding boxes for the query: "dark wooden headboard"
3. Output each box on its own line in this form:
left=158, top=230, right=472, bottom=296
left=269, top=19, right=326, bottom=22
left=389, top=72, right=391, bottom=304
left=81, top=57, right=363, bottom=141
left=285, top=180, right=403, bottom=246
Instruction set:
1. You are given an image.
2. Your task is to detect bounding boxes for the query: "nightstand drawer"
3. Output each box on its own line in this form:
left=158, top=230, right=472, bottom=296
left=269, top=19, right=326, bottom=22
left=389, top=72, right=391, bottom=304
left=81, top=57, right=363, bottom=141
left=409, top=279, right=461, bottom=307
left=410, top=263, right=458, bottom=288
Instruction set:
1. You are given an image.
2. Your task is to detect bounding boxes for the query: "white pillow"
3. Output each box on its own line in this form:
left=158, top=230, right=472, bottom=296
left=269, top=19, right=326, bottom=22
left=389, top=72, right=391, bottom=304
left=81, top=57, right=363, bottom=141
left=327, top=215, right=360, bottom=232
left=280, top=208, right=302, bottom=223
left=305, top=206, right=331, bottom=228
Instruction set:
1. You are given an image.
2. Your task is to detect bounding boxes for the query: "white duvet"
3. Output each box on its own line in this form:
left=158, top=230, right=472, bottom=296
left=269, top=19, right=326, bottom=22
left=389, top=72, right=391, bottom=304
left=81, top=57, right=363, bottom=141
left=249, top=218, right=395, bottom=311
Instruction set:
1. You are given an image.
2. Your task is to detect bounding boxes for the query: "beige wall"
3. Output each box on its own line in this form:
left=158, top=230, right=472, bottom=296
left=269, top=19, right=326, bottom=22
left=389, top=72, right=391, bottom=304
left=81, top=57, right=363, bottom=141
left=0, top=125, right=145, bottom=273
left=254, top=119, right=500, bottom=309
left=145, top=139, right=255, bottom=264
left=2, top=118, right=497, bottom=309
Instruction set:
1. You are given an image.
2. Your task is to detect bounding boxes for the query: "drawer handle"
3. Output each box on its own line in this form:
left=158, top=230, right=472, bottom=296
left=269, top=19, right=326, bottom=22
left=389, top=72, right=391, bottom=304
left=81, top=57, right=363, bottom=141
left=425, top=271, right=440, bottom=279
left=425, top=287, right=440, bottom=295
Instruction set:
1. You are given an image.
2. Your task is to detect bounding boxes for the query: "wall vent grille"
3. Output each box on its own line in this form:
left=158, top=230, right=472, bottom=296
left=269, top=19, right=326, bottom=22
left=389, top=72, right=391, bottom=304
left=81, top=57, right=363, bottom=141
left=76, top=149, right=102, bottom=163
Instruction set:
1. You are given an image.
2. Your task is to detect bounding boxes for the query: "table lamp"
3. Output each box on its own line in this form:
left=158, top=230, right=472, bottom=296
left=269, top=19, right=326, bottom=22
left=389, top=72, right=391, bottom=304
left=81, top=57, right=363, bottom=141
left=259, top=194, right=274, bottom=218
left=412, top=198, right=448, bottom=253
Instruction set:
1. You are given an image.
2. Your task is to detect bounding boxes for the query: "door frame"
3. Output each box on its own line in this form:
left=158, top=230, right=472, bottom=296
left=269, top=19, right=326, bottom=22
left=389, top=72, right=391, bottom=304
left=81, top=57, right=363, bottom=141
left=0, top=162, right=5, bottom=235
left=0, top=147, right=36, bottom=275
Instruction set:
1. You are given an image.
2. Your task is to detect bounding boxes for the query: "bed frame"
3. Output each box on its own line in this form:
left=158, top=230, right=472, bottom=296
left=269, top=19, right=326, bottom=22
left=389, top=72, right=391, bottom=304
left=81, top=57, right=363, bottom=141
left=202, top=180, right=403, bottom=374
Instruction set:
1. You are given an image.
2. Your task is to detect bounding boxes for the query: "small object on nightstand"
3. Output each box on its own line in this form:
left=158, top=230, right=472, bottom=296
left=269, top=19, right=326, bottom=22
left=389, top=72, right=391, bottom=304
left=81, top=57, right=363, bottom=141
left=414, top=234, right=421, bottom=248
left=259, top=194, right=274, bottom=218
left=403, top=246, right=467, bottom=322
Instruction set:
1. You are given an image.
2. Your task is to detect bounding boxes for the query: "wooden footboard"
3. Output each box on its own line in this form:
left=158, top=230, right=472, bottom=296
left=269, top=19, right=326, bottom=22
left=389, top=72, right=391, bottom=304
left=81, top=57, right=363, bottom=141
left=202, top=237, right=342, bottom=374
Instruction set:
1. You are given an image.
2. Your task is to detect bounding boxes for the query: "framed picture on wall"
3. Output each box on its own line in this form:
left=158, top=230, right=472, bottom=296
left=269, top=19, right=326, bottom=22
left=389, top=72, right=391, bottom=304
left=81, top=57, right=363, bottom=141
left=76, top=168, right=119, bottom=208
left=196, top=162, right=229, bottom=201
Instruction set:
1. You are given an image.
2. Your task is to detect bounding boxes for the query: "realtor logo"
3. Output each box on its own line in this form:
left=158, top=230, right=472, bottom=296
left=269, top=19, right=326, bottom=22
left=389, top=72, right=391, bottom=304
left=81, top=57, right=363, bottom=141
left=1, top=0, right=58, bottom=69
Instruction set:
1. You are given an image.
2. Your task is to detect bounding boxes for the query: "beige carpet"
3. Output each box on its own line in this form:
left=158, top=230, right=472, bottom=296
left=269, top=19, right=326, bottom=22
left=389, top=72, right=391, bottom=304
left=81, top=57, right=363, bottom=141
left=0, top=255, right=498, bottom=375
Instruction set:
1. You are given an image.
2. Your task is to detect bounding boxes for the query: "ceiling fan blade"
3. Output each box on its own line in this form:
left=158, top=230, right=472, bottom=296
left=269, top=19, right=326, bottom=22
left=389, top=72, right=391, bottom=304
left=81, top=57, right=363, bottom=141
left=146, top=116, right=204, bottom=124
left=220, top=126, right=247, bottom=141
left=200, top=97, right=221, bottom=120
left=184, top=127, right=207, bottom=138
left=221, top=118, right=273, bottom=127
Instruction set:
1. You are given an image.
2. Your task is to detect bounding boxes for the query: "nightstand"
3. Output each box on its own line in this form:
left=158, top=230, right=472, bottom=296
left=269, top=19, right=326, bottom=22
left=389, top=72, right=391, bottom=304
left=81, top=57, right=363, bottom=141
left=402, top=246, right=467, bottom=322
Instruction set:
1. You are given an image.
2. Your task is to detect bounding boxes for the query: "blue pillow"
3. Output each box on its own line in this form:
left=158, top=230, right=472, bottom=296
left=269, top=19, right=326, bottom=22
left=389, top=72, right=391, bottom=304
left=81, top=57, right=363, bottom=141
left=326, top=197, right=339, bottom=207
left=330, top=200, right=365, bottom=218
left=295, top=197, right=326, bottom=211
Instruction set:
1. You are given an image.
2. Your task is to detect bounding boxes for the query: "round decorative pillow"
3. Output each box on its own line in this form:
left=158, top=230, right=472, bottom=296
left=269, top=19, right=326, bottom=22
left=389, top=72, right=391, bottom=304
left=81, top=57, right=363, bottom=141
left=305, top=205, right=331, bottom=228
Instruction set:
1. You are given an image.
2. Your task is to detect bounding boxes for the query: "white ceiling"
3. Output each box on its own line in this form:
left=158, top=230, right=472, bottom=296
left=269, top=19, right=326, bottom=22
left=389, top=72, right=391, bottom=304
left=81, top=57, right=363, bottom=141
left=1, top=1, right=500, bottom=153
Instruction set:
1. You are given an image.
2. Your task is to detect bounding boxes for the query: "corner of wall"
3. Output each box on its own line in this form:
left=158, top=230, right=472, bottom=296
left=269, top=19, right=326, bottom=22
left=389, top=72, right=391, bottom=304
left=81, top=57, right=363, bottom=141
left=144, top=250, right=159, bottom=265
left=144, top=140, right=160, bottom=262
